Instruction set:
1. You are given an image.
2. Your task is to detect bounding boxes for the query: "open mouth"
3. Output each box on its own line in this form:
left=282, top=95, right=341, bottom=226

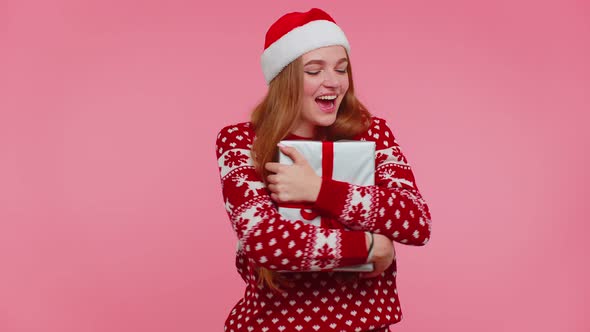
left=315, top=95, right=337, bottom=112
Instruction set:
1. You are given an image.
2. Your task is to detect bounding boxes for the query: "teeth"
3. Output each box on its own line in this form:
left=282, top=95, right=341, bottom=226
left=317, top=95, right=337, bottom=100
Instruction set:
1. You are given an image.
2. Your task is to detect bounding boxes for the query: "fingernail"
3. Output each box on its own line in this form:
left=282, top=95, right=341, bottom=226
left=277, top=143, right=286, bottom=148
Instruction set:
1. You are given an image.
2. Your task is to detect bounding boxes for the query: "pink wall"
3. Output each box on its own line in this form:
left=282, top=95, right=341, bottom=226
left=1, top=0, right=588, bottom=331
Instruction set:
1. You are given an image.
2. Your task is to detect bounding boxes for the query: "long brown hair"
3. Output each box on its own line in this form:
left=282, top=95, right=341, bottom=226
left=251, top=50, right=372, bottom=291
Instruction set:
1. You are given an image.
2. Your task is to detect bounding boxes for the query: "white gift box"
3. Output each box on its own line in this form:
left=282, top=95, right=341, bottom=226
left=277, top=140, right=375, bottom=272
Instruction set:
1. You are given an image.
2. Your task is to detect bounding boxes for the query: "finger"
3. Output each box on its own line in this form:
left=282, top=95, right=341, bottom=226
left=359, top=271, right=378, bottom=279
left=278, top=144, right=306, bottom=165
left=265, top=162, right=284, bottom=173
left=270, top=192, right=281, bottom=203
left=360, top=264, right=382, bottom=279
left=267, top=174, right=279, bottom=184
left=267, top=183, right=277, bottom=193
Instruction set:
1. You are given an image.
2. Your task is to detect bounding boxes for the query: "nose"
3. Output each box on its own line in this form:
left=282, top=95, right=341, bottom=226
left=321, top=70, right=341, bottom=88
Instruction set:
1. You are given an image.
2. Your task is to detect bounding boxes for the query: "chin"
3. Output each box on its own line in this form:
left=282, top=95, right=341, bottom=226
left=318, top=115, right=337, bottom=126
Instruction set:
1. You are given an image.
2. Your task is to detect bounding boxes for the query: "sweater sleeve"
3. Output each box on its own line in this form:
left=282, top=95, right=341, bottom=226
left=311, top=118, right=432, bottom=245
left=216, top=123, right=369, bottom=271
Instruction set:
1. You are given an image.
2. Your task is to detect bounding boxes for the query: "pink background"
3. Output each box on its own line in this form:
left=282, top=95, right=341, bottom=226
left=1, top=0, right=589, bottom=331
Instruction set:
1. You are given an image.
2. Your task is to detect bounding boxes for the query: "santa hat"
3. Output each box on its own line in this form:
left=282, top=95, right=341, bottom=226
left=260, top=8, right=351, bottom=85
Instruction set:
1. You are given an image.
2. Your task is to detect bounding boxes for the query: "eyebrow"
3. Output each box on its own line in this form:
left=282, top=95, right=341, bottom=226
left=304, top=58, right=349, bottom=66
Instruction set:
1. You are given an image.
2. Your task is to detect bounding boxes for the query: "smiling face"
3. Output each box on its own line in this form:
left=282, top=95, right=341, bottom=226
left=291, top=45, right=350, bottom=138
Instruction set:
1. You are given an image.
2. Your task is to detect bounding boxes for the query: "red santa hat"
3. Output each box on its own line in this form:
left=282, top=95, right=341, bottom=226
left=261, top=8, right=351, bottom=85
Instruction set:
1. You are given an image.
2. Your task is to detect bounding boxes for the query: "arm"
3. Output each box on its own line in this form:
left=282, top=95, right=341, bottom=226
left=216, top=123, right=370, bottom=271
left=311, top=118, right=432, bottom=245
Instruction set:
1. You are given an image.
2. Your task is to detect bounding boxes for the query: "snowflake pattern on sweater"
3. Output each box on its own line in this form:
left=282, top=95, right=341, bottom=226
left=216, top=116, right=432, bottom=332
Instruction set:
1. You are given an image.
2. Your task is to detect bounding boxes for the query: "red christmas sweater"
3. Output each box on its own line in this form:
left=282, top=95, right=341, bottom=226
left=216, top=116, right=432, bottom=332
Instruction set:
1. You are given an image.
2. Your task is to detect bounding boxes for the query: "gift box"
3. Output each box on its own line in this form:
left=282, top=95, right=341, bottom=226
left=277, top=140, right=375, bottom=272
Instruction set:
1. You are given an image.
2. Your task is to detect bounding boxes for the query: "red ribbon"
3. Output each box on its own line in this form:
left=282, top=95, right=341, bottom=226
left=277, top=142, right=343, bottom=229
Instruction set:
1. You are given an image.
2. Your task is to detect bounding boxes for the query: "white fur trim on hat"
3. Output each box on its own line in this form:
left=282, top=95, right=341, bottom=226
left=260, top=20, right=351, bottom=85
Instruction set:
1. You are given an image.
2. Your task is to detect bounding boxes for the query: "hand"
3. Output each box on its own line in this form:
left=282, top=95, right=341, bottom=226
left=360, top=233, right=395, bottom=279
left=265, top=144, right=322, bottom=203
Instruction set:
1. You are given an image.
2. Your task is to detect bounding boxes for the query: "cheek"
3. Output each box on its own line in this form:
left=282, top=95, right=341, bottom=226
left=303, top=79, right=319, bottom=97
left=340, top=76, right=350, bottom=92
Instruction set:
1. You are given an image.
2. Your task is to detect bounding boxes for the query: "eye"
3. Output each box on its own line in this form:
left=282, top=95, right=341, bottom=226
left=336, top=69, right=348, bottom=74
left=305, top=71, right=320, bottom=75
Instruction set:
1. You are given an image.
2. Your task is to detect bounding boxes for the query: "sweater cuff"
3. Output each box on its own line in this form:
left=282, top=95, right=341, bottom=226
left=312, top=177, right=350, bottom=220
left=339, top=230, right=369, bottom=266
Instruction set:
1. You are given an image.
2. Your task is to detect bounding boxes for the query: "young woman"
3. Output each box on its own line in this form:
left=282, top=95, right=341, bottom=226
left=215, top=8, right=432, bottom=332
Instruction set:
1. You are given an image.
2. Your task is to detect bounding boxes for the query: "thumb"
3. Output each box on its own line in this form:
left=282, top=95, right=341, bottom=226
left=278, top=144, right=306, bottom=164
